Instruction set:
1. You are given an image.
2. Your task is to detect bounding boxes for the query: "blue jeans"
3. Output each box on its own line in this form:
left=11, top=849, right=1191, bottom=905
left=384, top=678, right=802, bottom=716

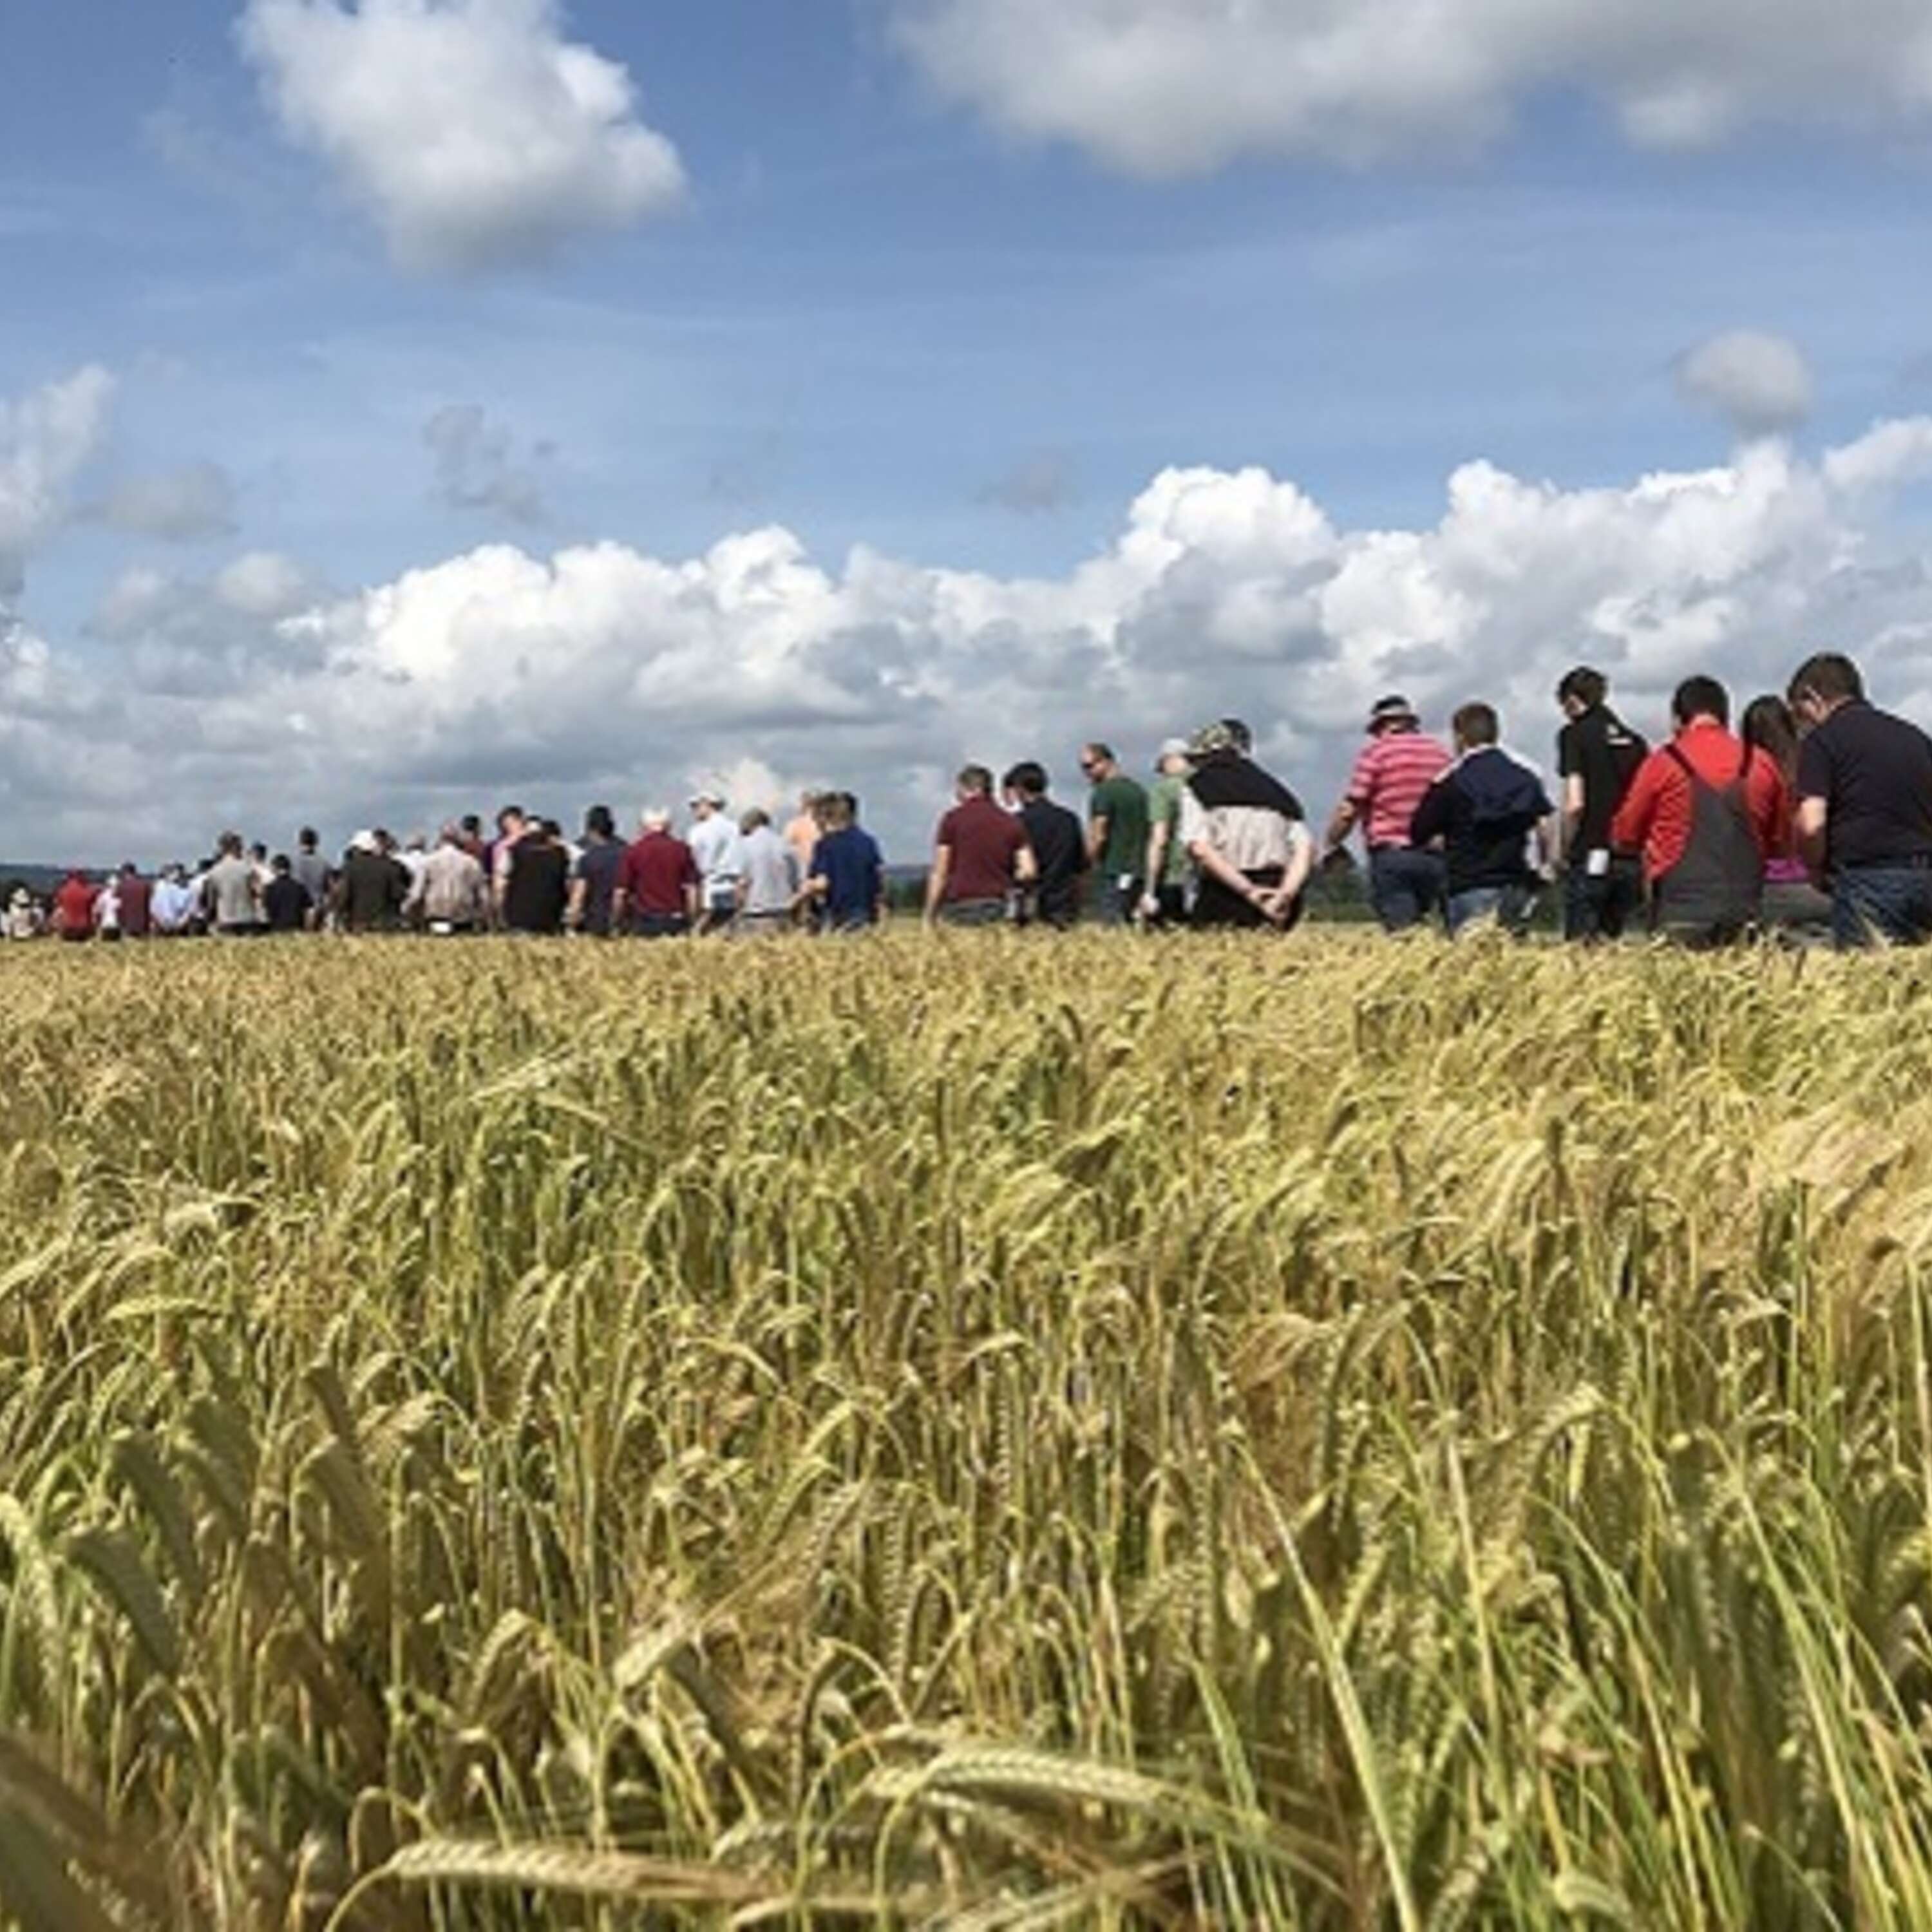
left=1563, top=857, right=1644, bottom=942
left=1368, top=848, right=1446, bottom=933
left=1447, top=884, right=1538, bottom=938
left=1833, top=867, right=1932, bottom=948
left=1095, top=875, right=1142, bottom=926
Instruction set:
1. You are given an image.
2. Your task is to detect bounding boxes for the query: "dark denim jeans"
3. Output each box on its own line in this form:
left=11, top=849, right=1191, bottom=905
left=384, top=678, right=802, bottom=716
left=1563, top=857, right=1645, bottom=942
left=1368, top=847, right=1446, bottom=933
left=1446, top=884, right=1538, bottom=938
left=1833, top=866, right=1932, bottom=948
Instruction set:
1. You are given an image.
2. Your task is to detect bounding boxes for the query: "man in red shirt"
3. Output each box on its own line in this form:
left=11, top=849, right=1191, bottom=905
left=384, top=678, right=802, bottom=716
left=115, top=864, right=153, bottom=940
left=925, top=765, right=1036, bottom=928
left=613, top=809, right=701, bottom=938
left=52, top=870, right=97, bottom=942
left=1611, top=675, right=1786, bottom=945
left=1322, top=694, right=1453, bottom=932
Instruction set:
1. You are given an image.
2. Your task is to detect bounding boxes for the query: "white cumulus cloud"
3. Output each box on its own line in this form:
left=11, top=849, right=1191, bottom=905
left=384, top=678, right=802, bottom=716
left=1678, top=331, right=1814, bottom=440
left=888, top=0, right=1932, bottom=171
left=0, top=366, right=115, bottom=597
left=238, top=0, right=687, bottom=272
left=14, top=417, right=1932, bottom=861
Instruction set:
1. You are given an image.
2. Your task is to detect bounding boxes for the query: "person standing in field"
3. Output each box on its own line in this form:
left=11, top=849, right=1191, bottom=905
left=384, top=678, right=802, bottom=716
left=52, top=870, right=97, bottom=942
left=1554, top=667, right=1648, bottom=943
left=1610, top=676, right=1784, bottom=947
left=1786, top=652, right=1932, bottom=947
left=114, top=863, right=151, bottom=941
left=503, top=819, right=570, bottom=934
left=615, top=808, right=700, bottom=938
left=1180, top=722, right=1314, bottom=929
left=1322, top=695, right=1452, bottom=933
left=261, top=855, right=314, bottom=934
left=1410, top=704, right=1555, bottom=938
left=1741, top=696, right=1835, bottom=940
left=783, top=791, right=824, bottom=882
left=1003, top=762, right=1088, bottom=929
left=802, top=791, right=885, bottom=932
left=204, top=834, right=263, bottom=936
left=92, top=871, right=124, bottom=942
left=334, top=831, right=409, bottom=934
left=566, top=805, right=625, bottom=938
left=687, top=792, right=744, bottom=934
left=1081, top=743, right=1148, bottom=925
left=290, top=828, right=331, bottom=923
left=735, top=808, right=800, bottom=934
left=925, top=765, right=1036, bottom=928
left=150, top=866, right=195, bottom=937
left=408, top=824, right=489, bottom=933
left=1140, top=738, right=1195, bottom=927
left=3, top=886, right=41, bottom=940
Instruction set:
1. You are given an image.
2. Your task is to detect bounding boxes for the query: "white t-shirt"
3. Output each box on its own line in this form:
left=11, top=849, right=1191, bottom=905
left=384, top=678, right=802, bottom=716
left=688, top=815, right=744, bottom=904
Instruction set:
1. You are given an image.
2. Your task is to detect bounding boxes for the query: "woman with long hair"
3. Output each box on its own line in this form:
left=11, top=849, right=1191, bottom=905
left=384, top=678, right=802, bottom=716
left=1741, top=694, right=1833, bottom=939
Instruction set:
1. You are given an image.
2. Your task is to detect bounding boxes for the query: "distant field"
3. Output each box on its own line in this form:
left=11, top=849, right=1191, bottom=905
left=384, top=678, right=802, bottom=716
left=2, top=934, right=1930, bottom=1929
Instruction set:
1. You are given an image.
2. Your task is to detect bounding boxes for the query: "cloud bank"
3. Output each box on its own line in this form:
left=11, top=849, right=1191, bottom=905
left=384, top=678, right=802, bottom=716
left=889, top=0, right=1932, bottom=171
left=238, top=0, right=686, bottom=272
left=12, top=383, right=1932, bottom=862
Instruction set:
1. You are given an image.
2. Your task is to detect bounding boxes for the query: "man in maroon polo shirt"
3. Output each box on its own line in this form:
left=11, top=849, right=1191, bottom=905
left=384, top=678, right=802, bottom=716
left=613, top=808, right=701, bottom=939
left=924, top=764, right=1036, bottom=928
left=114, top=863, right=153, bottom=940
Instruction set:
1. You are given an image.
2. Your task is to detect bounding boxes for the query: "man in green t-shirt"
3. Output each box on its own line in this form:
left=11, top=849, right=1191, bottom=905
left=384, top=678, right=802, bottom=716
left=1081, top=742, right=1150, bottom=925
left=1139, top=737, right=1193, bottom=926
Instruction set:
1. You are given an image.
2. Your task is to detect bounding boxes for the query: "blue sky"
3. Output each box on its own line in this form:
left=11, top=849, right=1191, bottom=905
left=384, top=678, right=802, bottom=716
left=5, top=0, right=1932, bottom=859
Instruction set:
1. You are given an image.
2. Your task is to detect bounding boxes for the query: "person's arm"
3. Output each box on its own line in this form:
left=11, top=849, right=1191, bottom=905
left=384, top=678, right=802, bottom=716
left=1012, top=836, right=1038, bottom=888
left=1560, top=775, right=1587, bottom=863
left=1609, top=753, right=1661, bottom=858
left=1086, top=801, right=1109, bottom=866
left=1794, top=734, right=1830, bottom=883
left=565, top=871, right=587, bottom=932
left=1323, top=797, right=1361, bottom=855
left=923, top=841, right=952, bottom=924
left=1189, top=833, right=1271, bottom=910
left=1409, top=778, right=1451, bottom=851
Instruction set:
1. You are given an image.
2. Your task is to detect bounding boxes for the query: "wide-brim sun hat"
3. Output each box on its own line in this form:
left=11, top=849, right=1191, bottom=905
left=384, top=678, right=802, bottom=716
left=1368, top=694, right=1420, bottom=732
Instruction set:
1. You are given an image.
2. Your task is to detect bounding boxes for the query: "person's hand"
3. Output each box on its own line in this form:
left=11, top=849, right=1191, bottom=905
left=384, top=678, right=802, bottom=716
left=1138, top=891, right=1160, bottom=920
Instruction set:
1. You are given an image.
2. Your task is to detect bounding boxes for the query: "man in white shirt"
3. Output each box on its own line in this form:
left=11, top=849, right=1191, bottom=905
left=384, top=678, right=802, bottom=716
left=407, top=824, right=489, bottom=933
left=687, top=792, right=744, bottom=934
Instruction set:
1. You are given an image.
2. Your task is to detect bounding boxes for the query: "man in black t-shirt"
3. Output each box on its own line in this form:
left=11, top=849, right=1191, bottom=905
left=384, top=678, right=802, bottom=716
left=1788, top=652, right=1932, bottom=947
left=261, top=855, right=313, bottom=934
left=1555, top=665, right=1647, bottom=942
left=1003, top=762, right=1089, bottom=928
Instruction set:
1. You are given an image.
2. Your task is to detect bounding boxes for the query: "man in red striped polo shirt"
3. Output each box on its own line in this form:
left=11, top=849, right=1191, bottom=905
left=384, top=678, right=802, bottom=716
left=1323, top=695, right=1454, bottom=932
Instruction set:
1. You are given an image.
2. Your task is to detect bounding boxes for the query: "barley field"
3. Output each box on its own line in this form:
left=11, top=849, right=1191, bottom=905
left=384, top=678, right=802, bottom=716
left=3, top=933, right=1931, bottom=1931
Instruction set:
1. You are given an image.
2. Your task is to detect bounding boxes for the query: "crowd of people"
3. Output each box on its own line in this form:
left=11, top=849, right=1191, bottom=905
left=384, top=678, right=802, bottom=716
left=8, top=650, right=1932, bottom=952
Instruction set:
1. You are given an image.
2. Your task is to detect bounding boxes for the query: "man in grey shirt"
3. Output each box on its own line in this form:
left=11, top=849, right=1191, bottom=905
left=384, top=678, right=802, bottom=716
left=289, top=828, right=330, bottom=930
left=736, top=808, right=799, bottom=933
left=203, top=833, right=262, bottom=934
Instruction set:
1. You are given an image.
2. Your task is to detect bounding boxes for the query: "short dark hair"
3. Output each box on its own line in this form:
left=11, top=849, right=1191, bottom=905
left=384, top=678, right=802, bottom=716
left=958, top=764, right=994, bottom=795
left=272, top=853, right=292, bottom=875
left=820, top=793, right=855, bottom=829
left=298, top=827, right=319, bottom=849
left=838, top=791, right=858, bottom=815
left=1003, top=761, right=1048, bottom=797
left=1557, top=667, right=1606, bottom=709
left=497, top=806, right=526, bottom=831
left=1673, top=676, right=1730, bottom=727
left=1788, top=652, right=1864, bottom=708
left=1452, top=702, right=1499, bottom=747
left=585, top=804, right=615, bottom=840
left=1082, top=742, right=1115, bottom=766
left=461, top=814, right=482, bottom=835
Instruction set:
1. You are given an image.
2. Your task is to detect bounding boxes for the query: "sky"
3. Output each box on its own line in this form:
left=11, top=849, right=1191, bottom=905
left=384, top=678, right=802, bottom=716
left=5, top=0, right=1932, bottom=863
